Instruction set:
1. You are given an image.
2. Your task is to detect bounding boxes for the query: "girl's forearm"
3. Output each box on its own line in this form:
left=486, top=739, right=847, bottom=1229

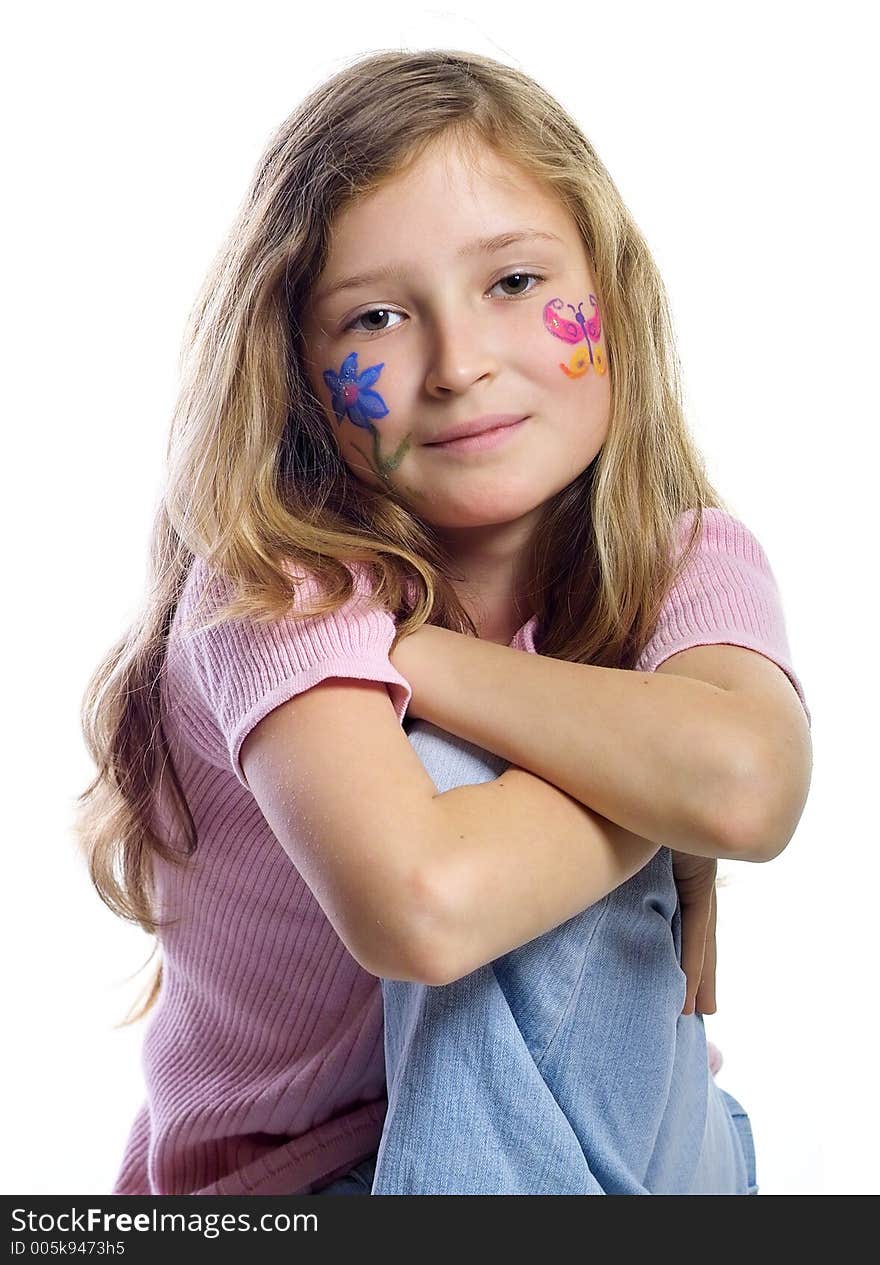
left=422, top=765, right=662, bottom=986
left=408, top=626, right=761, bottom=861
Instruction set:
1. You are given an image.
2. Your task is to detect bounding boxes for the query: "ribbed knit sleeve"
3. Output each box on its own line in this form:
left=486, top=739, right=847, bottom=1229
left=177, top=557, right=413, bottom=789
left=633, top=508, right=811, bottom=727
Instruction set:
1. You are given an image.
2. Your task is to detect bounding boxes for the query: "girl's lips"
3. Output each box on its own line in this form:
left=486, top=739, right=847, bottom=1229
left=427, top=417, right=528, bottom=454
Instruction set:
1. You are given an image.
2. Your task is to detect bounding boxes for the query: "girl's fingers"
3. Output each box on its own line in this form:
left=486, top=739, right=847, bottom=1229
left=679, top=888, right=711, bottom=1015
left=696, top=884, right=718, bottom=1014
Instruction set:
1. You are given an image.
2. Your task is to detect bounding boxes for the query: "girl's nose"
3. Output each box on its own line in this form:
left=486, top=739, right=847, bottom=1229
left=423, top=310, right=499, bottom=396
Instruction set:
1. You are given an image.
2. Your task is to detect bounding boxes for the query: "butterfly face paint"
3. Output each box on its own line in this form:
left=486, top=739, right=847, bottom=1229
left=322, top=350, right=412, bottom=482
left=542, top=295, right=607, bottom=378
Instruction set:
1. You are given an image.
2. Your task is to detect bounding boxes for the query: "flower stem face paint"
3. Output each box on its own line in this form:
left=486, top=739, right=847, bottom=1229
left=542, top=295, right=607, bottom=377
left=322, top=350, right=413, bottom=482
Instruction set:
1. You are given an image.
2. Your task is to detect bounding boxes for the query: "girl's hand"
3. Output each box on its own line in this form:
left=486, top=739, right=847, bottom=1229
left=670, top=849, right=718, bottom=1016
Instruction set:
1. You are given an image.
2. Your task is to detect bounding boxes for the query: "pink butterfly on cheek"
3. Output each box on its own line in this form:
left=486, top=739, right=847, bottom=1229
left=542, top=295, right=602, bottom=346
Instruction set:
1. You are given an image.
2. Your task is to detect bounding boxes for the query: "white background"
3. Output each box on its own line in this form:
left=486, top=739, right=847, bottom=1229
left=3, top=0, right=876, bottom=1196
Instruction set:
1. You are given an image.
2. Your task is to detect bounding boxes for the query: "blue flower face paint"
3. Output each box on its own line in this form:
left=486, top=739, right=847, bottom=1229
left=322, top=350, right=412, bottom=481
left=323, top=350, right=389, bottom=426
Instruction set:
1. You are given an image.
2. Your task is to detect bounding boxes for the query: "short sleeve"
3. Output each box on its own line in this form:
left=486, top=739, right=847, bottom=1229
left=633, top=508, right=811, bottom=728
left=173, top=556, right=413, bottom=788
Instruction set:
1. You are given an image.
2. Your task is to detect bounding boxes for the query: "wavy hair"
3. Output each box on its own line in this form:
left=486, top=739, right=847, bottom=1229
left=74, top=48, right=730, bottom=1025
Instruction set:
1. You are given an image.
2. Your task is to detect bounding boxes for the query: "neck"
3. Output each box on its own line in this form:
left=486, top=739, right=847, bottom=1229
left=435, top=512, right=538, bottom=643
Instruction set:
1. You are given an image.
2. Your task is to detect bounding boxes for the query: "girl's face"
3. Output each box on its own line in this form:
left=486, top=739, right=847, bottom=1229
left=301, top=135, right=611, bottom=533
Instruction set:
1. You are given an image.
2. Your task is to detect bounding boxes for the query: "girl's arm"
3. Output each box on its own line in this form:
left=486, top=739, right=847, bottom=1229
left=391, top=625, right=773, bottom=862
left=240, top=675, right=662, bottom=988
left=241, top=669, right=718, bottom=998
left=427, top=766, right=663, bottom=985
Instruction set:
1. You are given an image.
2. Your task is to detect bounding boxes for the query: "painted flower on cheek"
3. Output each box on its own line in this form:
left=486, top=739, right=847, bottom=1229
left=321, top=350, right=411, bottom=482
left=322, top=351, right=389, bottom=428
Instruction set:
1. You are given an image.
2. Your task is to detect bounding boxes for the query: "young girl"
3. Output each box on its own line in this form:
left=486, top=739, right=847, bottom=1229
left=77, top=49, right=811, bottom=1196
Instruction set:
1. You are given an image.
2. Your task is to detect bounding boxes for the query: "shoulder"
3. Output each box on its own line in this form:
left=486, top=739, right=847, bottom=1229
left=667, top=507, right=786, bottom=601
left=176, top=554, right=398, bottom=681
left=672, top=507, right=773, bottom=571
left=637, top=507, right=810, bottom=724
left=662, top=506, right=792, bottom=622
left=170, top=554, right=412, bottom=786
left=178, top=554, right=382, bottom=637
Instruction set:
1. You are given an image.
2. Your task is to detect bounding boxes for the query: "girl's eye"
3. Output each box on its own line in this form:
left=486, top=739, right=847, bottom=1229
left=345, top=307, right=405, bottom=335
left=488, top=270, right=546, bottom=298
left=343, top=271, right=547, bottom=336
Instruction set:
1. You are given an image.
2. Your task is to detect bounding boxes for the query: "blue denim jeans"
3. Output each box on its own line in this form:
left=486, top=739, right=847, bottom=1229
left=315, top=721, right=758, bottom=1195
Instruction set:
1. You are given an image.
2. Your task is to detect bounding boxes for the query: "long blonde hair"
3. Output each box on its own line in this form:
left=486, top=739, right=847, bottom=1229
left=75, top=48, right=729, bottom=1025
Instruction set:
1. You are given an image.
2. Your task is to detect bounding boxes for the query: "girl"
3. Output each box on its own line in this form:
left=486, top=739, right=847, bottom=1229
left=77, top=49, right=811, bottom=1196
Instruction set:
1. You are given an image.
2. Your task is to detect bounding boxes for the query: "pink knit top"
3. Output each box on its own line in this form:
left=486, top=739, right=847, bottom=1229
left=112, top=508, right=810, bottom=1195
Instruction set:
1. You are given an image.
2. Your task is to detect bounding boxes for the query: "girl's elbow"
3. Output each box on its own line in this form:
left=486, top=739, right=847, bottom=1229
left=730, top=729, right=812, bottom=863
left=355, top=860, right=462, bottom=986
left=379, top=937, right=460, bottom=987
left=725, top=800, right=799, bottom=863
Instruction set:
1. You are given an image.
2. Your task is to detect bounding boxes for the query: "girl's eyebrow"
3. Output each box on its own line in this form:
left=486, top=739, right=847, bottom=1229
left=313, top=229, right=563, bottom=305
